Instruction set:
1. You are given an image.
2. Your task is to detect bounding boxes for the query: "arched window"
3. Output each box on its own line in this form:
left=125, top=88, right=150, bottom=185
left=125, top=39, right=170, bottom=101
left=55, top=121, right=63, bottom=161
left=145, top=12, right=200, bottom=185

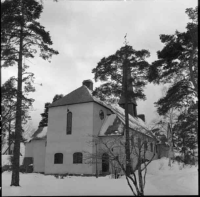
left=67, top=111, right=72, bottom=134
left=102, top=153, right=109, bottom=172
left=54, top=153, right=63, bottom=164
left=73, top=152, right=83, bottom=164
left=155, top=144, right=158, bottom=153
left=144, top=141, right=148, bottom=151
left=150, top=143, right=153, bottom=152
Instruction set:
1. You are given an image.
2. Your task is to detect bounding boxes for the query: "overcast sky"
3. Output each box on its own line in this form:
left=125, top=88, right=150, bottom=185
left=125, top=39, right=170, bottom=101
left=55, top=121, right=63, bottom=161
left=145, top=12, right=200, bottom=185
left=2, top=0, right=197, bottom=130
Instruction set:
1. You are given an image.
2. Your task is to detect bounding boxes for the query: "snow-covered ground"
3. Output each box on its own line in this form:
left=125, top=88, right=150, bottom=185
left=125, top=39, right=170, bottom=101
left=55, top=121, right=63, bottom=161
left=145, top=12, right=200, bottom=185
left=2, top=157, right=198, bottom=196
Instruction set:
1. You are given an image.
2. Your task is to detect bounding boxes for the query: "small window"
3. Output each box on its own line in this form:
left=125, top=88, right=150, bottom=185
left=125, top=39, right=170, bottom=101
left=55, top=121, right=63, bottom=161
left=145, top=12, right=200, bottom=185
left=155, top=144, right=158, bottom=153
left=150, top=143, right=153, bottom=152
left=54, top=153, right=63, bottom=164
left=99, top=110, right=104, bottom=120
left=67, top=111, right=72, bottom=135
left=133, top=105, right=137, bottom=117
left=73, top=152, right=83, bottom=164
left=144, top=141, right=148, bottom=151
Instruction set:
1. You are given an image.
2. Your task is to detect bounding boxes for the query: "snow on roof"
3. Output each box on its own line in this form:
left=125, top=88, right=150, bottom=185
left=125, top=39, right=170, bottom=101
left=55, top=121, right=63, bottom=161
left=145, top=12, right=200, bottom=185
left=88, top=88, right=154, bottom=138
left=108, top=104, right=154, bottom=138
left=27, top=127, right=47, bottom=142
left=99, top=114, right=124, bottom=136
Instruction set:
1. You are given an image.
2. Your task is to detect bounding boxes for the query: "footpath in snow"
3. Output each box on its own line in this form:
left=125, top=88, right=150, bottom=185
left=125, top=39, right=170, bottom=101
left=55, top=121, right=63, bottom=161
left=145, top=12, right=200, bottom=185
left=2, top=157, right=198, bottom=196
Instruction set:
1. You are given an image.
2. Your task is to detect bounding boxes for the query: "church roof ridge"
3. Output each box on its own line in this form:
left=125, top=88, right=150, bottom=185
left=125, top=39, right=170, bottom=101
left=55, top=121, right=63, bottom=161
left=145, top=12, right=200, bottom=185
left=45, top=84, right=154, bottom=138
left=49, top=85, right=94, bottom=108
left=49, top=85, right=112, bottom=110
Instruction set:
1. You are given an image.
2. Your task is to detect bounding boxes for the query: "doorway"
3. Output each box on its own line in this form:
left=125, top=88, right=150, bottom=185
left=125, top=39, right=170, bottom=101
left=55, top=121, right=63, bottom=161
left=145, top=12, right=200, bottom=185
left=102, top=153, right=109, bottom=173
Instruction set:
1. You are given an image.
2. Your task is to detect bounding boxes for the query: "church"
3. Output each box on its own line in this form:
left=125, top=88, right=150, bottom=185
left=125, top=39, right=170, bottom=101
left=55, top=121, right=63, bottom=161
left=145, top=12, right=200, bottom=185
left=24, top=79, right=164, bottom=175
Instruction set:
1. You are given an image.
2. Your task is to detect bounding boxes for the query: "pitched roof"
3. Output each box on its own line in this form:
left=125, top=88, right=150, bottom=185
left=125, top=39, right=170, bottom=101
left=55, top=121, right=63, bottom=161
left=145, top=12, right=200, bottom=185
left=27, top=127, right=47, bottom=142
left=49, top=86, right=94, bottom=108
left=99, top=104, right=154, bottom=138
left=99, top=114, right=124, bottom=136
left=43, top=84, right=154, bottom=138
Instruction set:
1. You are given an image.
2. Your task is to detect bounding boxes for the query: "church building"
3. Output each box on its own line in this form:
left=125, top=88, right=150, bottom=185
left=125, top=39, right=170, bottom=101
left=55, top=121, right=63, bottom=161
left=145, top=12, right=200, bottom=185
left=24, top=79, right=161, bottom=175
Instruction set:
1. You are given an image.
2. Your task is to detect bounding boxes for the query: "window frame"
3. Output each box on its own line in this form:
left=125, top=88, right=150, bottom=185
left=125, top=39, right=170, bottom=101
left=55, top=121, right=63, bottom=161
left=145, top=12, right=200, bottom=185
left=73, top=152, right=83, bottom=164
left=67, top=111, right=72, bottom=135
left=54, top=153, right=63, bottom=164
left=99, top=110, right=104, bottom=120
left=150, top=142, right=153, bottom=152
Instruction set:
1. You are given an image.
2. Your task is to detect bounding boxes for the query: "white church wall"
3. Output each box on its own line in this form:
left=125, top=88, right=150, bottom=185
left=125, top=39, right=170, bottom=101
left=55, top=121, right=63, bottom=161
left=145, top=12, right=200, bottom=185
left=44, top=102, right=95, bottom=175
left=33, top=140, right=46, bottom=173
left=24, top=141, right=34, bottom=157
left=25, top=140, right=46, bottom=172
left=98, top=135, right=124, bottom=174
left=92, top=102, right=111, bottom=174
left=97, top=131, right=158, bottom=174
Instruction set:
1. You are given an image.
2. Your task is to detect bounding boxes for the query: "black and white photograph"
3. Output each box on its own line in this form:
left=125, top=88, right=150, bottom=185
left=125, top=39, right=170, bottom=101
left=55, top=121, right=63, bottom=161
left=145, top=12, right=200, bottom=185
left=1, top=0, right=198, bottom=195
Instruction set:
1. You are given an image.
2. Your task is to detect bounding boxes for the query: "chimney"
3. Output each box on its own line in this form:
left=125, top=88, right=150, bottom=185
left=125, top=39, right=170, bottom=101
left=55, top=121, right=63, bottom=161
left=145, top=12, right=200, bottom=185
left=82, top=79, right=93, bottom=91
left=137, top=114, right=145, bottom=122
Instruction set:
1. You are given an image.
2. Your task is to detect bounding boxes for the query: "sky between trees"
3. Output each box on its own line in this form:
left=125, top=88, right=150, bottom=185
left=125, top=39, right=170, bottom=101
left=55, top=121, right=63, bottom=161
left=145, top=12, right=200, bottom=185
left=1, top=0, right=198, bottom=130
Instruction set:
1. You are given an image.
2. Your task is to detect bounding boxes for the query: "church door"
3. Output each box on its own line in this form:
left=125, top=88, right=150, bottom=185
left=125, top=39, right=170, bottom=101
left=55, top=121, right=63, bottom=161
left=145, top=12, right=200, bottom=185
left=102, top=153, right=109, bottom=173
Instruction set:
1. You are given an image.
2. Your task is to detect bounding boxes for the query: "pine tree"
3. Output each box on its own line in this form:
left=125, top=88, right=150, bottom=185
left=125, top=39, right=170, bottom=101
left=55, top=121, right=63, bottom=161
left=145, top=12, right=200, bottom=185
left=148, top=6, right=198, bottom=115
left=92, top=39, right=150, bottom=177
left=2, top=75, right=35, bottom=152
left=147, top=7, right=198, bottom=162
left=1, top=0, right=58, bottom=186
left=39, top=102, right=51, bottom=128
left=173, top=102, right=198, bottom=164
left=92, top=44, right=150, bottom=103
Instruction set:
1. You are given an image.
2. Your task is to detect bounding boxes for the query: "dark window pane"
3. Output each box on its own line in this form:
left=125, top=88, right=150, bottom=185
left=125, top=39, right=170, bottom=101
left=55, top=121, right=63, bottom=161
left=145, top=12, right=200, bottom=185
left=150, top=143, right=153, bottom=152
left=54, top=153, right=63, bottom=164
left=67, top=112, right=72, bottom=134
left=73, top=152, right=83, bottom=164
left=102, top=153, right=109, bottom=172
left=144, top=141, right=147, bottom=151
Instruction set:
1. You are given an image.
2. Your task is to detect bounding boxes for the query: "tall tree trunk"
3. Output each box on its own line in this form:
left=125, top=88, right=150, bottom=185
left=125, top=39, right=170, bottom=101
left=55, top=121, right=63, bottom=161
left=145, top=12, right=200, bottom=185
left=8, top=121, right=11, bottom=155
left=95, top=142, right=98, bottom=178
left=168, top=123, right=173, bottom=167
left=124, top=55, right=131, bottom=176
left=182, top=137, right=185, bottom=165
left=138, top=169, right=144, bottom=195
left=11, top=8, right=23, bottom=186
left=0, top=60, right=1, bottom=88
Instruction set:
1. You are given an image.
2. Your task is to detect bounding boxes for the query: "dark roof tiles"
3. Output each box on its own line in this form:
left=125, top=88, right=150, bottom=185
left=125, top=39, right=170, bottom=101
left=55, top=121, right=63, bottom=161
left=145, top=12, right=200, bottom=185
left=49, top=86, right=95, bottom=108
